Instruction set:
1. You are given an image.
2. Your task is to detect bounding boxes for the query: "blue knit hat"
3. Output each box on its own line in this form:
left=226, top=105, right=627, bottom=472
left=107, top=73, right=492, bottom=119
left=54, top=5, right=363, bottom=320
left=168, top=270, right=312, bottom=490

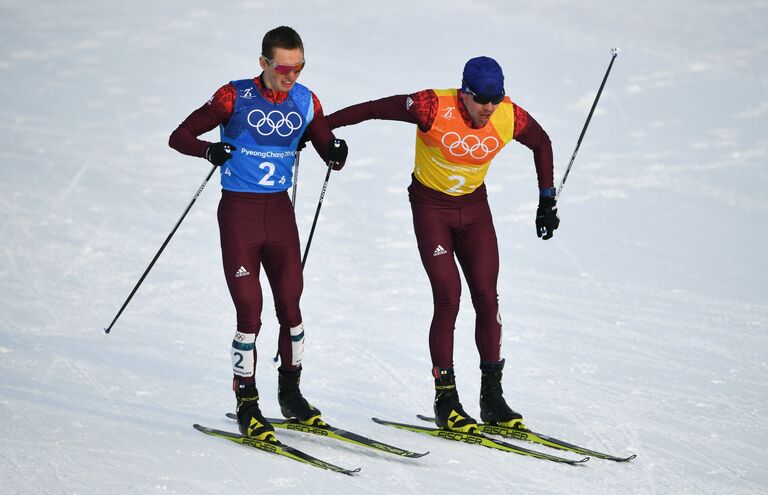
left=461, top=56, right=504, bottom=96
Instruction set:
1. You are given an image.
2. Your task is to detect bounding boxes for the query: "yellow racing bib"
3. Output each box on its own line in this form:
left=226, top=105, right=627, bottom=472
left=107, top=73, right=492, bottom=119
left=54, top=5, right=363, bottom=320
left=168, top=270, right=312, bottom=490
left=414, top=89, right=515, bottom=196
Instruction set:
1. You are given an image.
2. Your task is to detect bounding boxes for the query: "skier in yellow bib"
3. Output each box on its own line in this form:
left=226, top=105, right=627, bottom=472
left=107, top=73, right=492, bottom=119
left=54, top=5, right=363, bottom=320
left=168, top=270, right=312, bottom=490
left=328, top=57, right=559, bottom=432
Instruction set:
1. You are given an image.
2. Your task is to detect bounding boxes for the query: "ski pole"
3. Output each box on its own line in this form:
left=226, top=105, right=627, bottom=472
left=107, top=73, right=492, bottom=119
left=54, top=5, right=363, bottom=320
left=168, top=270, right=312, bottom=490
left=302, top=159, right=333, bottom=269
left=557, top=48, right=620, bottom=200
left=104, top=164, right=218, bottom=334
left=273, top=156, right=336, bottom=362
left=291, top=150, right=301, bottom=207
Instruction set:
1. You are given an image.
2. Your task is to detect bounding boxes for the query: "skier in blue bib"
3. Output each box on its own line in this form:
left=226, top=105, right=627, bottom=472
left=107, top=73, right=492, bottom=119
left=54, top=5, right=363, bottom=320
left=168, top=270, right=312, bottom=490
left=169, top=26, right=348, bottom=441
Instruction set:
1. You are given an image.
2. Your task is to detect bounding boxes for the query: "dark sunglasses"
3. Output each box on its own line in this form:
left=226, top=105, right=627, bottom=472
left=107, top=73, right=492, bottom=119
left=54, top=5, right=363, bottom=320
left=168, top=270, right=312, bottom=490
left=465, top=88, right=504, bottom=105
left=263, top=56, right=306, bottom=75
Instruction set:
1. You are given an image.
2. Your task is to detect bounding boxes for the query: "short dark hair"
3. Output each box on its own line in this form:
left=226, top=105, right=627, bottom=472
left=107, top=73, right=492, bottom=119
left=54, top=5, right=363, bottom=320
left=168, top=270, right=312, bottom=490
left=261, top=26, right=304, bottom=59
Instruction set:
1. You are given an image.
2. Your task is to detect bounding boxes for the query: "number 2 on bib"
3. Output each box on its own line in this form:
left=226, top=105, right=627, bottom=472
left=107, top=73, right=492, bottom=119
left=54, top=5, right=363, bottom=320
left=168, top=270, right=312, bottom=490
left=258, top=162, right=275, bottom=186
left=446, top=174, right=466, bottom=194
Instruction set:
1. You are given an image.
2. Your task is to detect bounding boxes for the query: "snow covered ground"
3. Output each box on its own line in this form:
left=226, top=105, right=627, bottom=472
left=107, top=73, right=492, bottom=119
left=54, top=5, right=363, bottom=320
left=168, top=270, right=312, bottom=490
left=1, top=0, right=767, bottom=493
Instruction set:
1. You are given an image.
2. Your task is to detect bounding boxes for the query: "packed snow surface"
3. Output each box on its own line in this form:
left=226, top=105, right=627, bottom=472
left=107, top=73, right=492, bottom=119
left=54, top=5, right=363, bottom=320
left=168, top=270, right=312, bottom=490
left=1, top=1, right=766, bottom=493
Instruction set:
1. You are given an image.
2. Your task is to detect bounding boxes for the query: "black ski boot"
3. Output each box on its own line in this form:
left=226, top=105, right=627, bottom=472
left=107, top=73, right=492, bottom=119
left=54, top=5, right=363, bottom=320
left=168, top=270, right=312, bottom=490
left=278, top=368, right=324, bottom=426
left=479, top=359, right=524, bottom=428
left=433, top=367, right=478, bottom=433
left=235, top=386, right=276, bottom=442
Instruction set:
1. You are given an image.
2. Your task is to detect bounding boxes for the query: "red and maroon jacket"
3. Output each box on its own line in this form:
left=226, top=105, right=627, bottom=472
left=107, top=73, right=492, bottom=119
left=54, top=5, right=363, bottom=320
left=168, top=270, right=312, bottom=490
left=326, top=90, right=554, bottom=190
left=169, top=75, right=337, bottom=163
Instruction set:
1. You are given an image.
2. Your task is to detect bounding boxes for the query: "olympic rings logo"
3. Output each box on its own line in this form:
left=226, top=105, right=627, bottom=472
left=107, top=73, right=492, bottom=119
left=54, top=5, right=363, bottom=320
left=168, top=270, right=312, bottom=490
left=247, top=109, right=303, bottom=137
left=441, top=132, right=499, bottom=159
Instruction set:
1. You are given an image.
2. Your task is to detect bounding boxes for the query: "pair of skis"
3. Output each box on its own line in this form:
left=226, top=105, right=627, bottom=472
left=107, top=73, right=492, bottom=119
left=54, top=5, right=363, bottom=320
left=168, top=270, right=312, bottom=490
left=194, top=413, right=635, bottom=475
left=409, top=415, right=636, bottom=462
left=194, top=413, right=429, bottom=475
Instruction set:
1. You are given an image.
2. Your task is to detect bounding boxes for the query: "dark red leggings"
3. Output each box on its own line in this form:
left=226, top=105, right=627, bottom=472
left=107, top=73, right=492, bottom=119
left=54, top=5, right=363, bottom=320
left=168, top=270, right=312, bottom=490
left=409, top=180, right=502, bottom=369
left=217, top=190, right=304, bottom=376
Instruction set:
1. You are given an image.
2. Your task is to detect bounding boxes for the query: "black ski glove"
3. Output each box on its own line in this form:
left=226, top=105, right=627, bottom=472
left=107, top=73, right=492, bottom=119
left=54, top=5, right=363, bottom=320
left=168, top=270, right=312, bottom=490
left=536, top=194, right=560, bottom=240
left=205, top=142, right=236, bottom=166
left=296, top=127, right=311, bottom=151
left=327, top=138, right=348, bottom=171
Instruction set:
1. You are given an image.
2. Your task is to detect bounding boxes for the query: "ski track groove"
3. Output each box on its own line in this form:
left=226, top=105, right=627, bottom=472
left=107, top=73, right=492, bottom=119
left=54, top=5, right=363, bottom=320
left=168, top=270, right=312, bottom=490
left=45, top=460, right=66, bottom=495
left=0, top=450, right=31, bottom=495
left=655, top=435, right=751, bottom=494
left=355, top=342, right=421, bottom=413
left=553, top=238, right=612, bottom=299
left=56, top=161, right=90, bottom=204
